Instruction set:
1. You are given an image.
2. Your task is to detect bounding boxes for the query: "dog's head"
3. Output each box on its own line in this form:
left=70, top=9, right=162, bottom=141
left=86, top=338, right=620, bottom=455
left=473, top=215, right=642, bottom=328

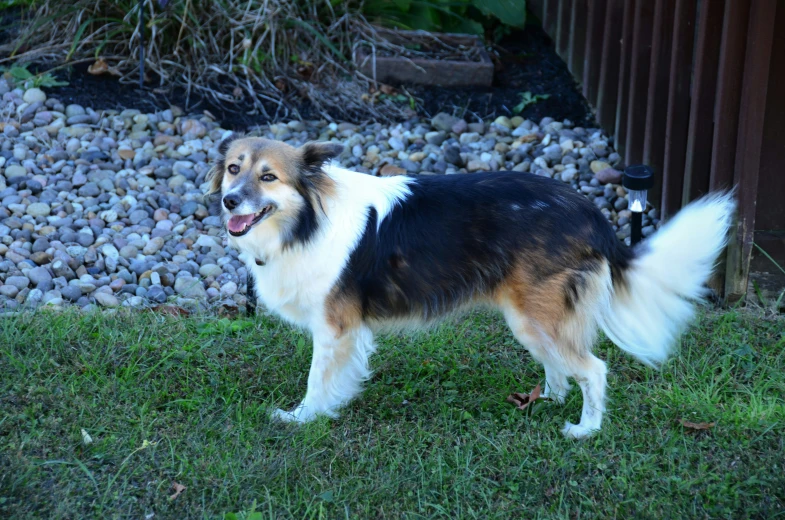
left=208, top=136, right=343, bottom=245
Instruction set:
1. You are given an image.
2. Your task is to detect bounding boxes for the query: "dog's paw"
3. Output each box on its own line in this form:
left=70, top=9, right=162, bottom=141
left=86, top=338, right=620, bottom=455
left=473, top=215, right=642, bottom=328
left=542, top=391, right=567, bottom=405
left=271, top=408, right=302, bottom=423
left=561, top=421, right=598, bottom=439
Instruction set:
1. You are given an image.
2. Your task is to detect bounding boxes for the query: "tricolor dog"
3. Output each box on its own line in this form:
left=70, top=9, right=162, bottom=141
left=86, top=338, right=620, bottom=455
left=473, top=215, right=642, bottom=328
left=207, top=136, right=734, bottom=438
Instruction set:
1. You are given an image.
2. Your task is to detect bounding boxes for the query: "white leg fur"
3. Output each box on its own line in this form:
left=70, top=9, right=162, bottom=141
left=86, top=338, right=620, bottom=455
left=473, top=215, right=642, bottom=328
left=273, top=325, right=376, bottom=423
left=561, top=354, right=607, bottom=438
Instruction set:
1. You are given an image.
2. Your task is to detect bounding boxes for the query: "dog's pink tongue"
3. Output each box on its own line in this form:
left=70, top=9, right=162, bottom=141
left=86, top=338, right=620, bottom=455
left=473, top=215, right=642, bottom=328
left=228, top=214, right=254, bottom=233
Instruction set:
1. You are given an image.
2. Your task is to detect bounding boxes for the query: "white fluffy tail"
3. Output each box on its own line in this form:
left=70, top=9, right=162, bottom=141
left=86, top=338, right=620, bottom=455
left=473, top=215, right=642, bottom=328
left=600, top=192, right=736, bottom=367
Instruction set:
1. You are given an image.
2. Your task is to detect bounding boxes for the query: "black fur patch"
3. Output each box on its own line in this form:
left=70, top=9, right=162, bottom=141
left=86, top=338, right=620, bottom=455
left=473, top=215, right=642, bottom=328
left=335, top=172, right=634, bottom=321
left=301, top=142, right=344, bottom=175
left=282, top=185, right=320, bottom=249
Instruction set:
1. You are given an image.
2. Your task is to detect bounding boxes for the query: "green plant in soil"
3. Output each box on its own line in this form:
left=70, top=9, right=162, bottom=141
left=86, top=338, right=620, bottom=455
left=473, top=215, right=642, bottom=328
left=513, top=90, right=550, bottom=113
left=0, top=63, right=68, bottom=87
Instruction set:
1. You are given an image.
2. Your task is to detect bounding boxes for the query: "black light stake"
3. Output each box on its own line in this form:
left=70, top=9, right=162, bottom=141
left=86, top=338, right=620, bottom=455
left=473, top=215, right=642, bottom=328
left=623, top=165, right=654, bottom=246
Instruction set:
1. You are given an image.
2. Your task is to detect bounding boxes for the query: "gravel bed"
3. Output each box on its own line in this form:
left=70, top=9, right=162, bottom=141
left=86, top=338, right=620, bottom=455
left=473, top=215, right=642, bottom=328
left=0, top=80, right=660, bottom=312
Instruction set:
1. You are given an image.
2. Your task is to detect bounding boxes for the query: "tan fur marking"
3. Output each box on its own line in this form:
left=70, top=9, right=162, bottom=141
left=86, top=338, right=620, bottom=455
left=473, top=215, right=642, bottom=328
left=325, top=286, right=363, bottom=337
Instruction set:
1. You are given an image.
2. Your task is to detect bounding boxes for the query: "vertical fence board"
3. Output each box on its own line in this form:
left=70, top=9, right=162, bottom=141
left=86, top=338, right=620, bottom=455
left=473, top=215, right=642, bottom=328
left=614, top=0, right=636, bottom=155
left=597, top=0, right=624, bottom=133
left=624, top=0, right=655, bottom=166
left=724, top=0, right=777, bottom=300
left=709, top=1, right=751, bottom=192
left=568, top=0, right=588, bottom=79
left=755, top=4, right=785, bottom=234
left=643, top=0, right=675, bottom=211
left=557, top=0, right=571, bottom=56
left=661, top=0, right=697, bottom=218
left=583, top=0, right=607, bottom=106
left=544, top=0, right=560, bottom=39
left=682, top=0, right=725, bottom=204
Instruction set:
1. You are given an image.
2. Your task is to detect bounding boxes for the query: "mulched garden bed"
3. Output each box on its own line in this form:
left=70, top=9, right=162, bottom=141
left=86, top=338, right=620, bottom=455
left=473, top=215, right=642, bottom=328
left=4, top=18, right=593, bottom=131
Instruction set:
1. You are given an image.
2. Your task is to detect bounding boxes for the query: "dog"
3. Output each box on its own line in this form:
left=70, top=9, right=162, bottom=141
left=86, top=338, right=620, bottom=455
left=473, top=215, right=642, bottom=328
left=207, top=135, right=735, bottom=439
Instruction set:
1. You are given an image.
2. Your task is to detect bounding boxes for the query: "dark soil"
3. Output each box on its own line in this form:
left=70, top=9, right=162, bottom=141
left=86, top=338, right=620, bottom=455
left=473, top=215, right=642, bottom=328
left=6, top=17, right=594, bottom=130
left=409, top=23, right=596, bottom=126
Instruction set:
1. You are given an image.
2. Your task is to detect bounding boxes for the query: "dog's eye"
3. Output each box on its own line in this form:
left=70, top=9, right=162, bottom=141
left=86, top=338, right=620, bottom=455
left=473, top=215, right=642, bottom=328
left=228, top=164, right=240, bottom=175
left=261, top=173, right=277, bottom=182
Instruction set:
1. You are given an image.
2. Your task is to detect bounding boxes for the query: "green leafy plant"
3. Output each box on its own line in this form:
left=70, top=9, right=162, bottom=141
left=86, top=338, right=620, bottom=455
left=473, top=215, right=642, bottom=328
left=0, top=63, right=68, bottom=87
left=513, top=91, right=550, bottom=113
left=225, top=500, right=262, bottom=520
left=472, top=0, right=526, bottom=29
left=197, top=318, right=255, bottom=337
left=360, top=0, right=526, bottom=35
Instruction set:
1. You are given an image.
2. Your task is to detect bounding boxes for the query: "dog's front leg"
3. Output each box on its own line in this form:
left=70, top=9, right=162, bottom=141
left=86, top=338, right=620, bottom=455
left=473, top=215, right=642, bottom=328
left=272, top=326, right=375, bottom=423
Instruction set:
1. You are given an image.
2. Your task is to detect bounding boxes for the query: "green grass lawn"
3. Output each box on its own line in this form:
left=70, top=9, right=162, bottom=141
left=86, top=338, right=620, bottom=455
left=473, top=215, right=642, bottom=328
left=1, top=307, right=783, bottom=519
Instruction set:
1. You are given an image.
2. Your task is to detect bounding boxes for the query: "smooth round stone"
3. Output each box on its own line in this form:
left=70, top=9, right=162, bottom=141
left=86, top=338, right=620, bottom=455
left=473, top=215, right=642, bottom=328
left=198, top=264, right=222, bottom=278
left=220, top=281, right=238, bottom=298
left=119, top=245, right=139, bottom=259
left=94, top=292, right=120, bottom=307
left=65, top=104, right=86, bottom=117
left=4, top=276, right=29, bottom=289
left=129, top=209, right=149, bottom=224
left=30, top=251, right=51, bottom=265
left=60, top=285, right=82, bottom=302
left=143, top=237, right=165, bottom=255
left=26, top=289, right=44, bottom=305
left=23, top=88, right=46, bottom=104
left=28, top=266, right=53, bottom=287
left=180, top=201, right=198, bottom=217
left=147, top=285, right=167, bottom=303
left=4, top=164, right=26, bottom=178
left=26, top=202, right=50, bottom=217
left=0, top=285, right=19, bottom=298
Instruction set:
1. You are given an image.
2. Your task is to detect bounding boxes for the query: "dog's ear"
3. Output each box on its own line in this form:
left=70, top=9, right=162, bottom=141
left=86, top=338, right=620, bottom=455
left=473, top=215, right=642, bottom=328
left=218, top=132, right=242, bottom=156
left=207, top=133, right=243, bottom=195
left=300, top=141, right=344, bottom=174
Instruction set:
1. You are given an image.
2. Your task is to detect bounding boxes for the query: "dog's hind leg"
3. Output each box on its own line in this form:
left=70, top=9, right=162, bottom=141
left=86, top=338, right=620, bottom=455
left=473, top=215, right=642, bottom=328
left=499, top=262, right=613, bottom=439
left=501, top=309, right=573, bottom=404
left=272, top=325, right=375, bottom=423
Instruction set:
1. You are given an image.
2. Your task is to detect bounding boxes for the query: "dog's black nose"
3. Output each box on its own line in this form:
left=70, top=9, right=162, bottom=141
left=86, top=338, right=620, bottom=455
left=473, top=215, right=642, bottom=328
left=223, top=193, right=240, bottom=210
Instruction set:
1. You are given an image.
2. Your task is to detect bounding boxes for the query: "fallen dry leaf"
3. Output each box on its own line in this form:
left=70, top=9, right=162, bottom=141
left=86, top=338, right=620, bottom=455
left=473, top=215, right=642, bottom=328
left=679, top=419, right=715, bottom=430
left=519, top=133, right=541, bottom=144
left=506, top=383, right=546, bottom=411
left=169, top=481, right=186, bottom=501
left=88, top=58, right=121, bottom=77
left=379, top=83, right=397, bottom=95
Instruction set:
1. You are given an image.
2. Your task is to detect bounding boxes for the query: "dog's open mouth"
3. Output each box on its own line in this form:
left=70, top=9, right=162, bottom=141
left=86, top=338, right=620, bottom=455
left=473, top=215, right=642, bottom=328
left=227, top=206, right=274, bottom=237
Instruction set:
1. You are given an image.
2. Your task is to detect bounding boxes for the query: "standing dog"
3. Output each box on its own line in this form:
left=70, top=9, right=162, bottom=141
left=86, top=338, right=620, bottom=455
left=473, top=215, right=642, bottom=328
left=208, top=136, right=735, bottom=438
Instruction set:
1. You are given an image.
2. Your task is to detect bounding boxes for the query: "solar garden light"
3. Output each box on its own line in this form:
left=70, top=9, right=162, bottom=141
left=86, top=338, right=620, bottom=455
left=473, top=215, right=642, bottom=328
left=623, top=165, right=654, bottom=246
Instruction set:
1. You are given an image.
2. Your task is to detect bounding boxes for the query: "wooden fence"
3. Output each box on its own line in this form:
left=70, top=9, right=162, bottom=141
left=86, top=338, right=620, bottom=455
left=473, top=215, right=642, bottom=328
left=527, top=0, right=784, bottom=302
